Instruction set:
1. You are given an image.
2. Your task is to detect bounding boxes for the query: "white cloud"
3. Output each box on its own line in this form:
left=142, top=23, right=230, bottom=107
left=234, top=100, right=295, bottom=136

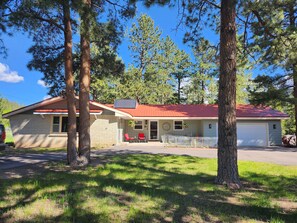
left=37, top=79, right=47, bottom=88
left=0, top=63, right=24, bottom=83
left=43, top=95, right=52, bottom=100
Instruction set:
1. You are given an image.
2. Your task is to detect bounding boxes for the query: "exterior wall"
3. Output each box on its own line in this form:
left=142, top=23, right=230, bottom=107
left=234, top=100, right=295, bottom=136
left=124, top=120, right=149, bottom=140
left=9, top=114, right=68, bottom=148
left=124, top=119, right=203, bottom=141
left=10, top=109, right=120, bottom=148
left=90, top=114, right=118, bottom=147
left=117, top=118, right=124, bottom=144
left=237, top=120, right=282, bottom=146
left=202, top=120, right=217, bottom=137
left=268, top=121, right=282, bottom=145
left=204, top=120, right=282, bottom=146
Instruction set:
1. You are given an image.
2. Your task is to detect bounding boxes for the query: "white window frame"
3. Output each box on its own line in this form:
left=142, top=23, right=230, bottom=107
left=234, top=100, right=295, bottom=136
left=173, top=120, right=184, bottom=131
left=134, top=120, right=143, bottom=130
left=51, top=115, right=79, bottom=133
left=52, top=116, right=61, bottom=133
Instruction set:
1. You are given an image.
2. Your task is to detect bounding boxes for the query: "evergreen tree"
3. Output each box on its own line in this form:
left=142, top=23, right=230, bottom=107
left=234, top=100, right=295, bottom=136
left=119, top=14, right=192, bottom=104
left=184, top=38, right=218, bottom=104
left=6, top=0, right=135, bottom=165
left=7, top=0, right=78, bottom=164
left=243, top=0, right=297, bottom=136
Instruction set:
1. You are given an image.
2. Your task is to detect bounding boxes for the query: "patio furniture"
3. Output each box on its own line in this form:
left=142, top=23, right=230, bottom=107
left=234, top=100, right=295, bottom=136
left=138, top=133, right=147, bottom=142
left=124, top=133, right=137, bottom=143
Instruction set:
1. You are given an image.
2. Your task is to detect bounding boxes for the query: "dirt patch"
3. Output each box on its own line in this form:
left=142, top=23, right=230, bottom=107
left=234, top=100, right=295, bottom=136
left=273, top=198, right=297, bottom=213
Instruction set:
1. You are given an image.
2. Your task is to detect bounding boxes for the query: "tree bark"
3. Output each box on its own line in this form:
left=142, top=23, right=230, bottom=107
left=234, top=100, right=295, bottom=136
left=201, top=80, right=205, bottom=104
left=78, top=0, right=91, bottom=163
left=289, top=4, right=297, bottom=145
left=177, top=77, right=181, bottom=104
left=63, top=0, right=77, bottom=165
left=293, top=65, right=297, bottom=143
left=215, top=0, right=241, bottom=189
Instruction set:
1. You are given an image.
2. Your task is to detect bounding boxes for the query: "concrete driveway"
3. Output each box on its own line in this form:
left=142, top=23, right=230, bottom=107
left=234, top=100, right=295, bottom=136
left=97, top=142, right=297, bottom=166
left=0, top=152, right=66, bottom=170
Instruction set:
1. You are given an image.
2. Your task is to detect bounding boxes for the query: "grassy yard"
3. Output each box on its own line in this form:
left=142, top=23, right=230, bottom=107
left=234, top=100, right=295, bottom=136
left=0, top=154, right=296, bottom=223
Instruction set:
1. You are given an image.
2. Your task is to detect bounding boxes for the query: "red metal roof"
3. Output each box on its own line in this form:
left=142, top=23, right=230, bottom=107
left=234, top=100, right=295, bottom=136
left=106, top=104, right=289, bottom=118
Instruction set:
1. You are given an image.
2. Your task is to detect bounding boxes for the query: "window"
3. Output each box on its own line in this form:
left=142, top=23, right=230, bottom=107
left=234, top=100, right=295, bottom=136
left=134, top=120, right=143, bottom=130
left=174, top=120, right=183, bottom=130
left=52, top=116, right=79, bottom=133
left=52, top=117, right=60, bottom=133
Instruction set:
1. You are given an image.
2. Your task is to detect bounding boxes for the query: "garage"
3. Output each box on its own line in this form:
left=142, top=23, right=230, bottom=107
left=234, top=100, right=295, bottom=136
left=237, top=123, right=268, bottom=147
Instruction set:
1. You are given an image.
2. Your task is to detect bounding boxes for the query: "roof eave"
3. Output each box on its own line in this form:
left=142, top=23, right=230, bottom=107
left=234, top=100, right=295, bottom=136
left=128, top=116, right=289, bottom=120
left=3, top=97, right=64, bottom=118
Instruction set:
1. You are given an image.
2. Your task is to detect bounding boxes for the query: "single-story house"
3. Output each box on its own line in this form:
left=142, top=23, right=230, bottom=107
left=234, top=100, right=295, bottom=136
left=3, top=97, right=289, bottom=148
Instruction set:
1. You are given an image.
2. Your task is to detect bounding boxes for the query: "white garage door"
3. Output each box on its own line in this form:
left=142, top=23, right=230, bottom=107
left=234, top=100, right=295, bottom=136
left=237, top=123, right=268, bottom=147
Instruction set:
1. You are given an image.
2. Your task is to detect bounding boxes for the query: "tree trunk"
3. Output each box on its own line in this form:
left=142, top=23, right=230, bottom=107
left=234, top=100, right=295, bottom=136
left=63, top=0, right=77, bottom=165
left=78, top=0, right=91, bottom=164
left=289, top=5, right=297, bottom=145
left=201, top=80, right=205, bottom=104
left=177, top=77, right=181, bottom=104
left=293, top=65, right=297, bottom=143
left=215, top=0, right=241, bottom=189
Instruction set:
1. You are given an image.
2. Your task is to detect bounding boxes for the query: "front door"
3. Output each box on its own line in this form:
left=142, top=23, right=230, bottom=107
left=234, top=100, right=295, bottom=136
left=149, top=121, right=158, bottom=140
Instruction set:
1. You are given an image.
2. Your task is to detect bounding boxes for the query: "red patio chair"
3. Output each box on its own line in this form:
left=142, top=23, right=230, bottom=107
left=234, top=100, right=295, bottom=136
left=124, top=133, right=136, bottom=143
left=138, top=133, right=147, bottom=142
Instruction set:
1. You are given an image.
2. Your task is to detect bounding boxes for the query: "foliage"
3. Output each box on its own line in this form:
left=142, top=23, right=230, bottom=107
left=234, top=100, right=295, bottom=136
left=0, top=0, right=12, bottom=57
left=0, top=97, right=21, bottom=126
left=243, top=0, right=297, bottom=134
left=128, top=120, right=136, bottom=127
left=1, top=154, right=296, bottom=222
left=249, top=74, right=295, bottom=134
left=117, top=14, right=193, bottom=104
left=5, top=0, right=134, bottom=97
left=117, top=14, right=175, bottom=104
left=184, top=38, right=218, bottom=104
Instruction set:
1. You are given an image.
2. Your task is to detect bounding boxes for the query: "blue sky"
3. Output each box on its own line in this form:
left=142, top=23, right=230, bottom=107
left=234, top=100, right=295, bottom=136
left=0, top=4, right=218, bottom=106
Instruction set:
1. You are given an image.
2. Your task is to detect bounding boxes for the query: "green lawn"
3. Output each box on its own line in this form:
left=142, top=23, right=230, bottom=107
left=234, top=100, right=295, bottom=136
left=0, top=154, right=296, bottom=222
left=4, top=127, right=13, bottom=144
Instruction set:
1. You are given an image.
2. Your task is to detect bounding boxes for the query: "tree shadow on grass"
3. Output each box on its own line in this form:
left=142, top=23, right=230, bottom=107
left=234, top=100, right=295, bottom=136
left=0, top=154, right=296, bottom=222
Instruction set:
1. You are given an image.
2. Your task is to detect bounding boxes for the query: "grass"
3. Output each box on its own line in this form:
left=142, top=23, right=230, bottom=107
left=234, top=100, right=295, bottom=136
left=0, top=146, right=108, bottom=156
left=3, top=126, right=13, bottom=144
left=0, top=154, right=296, bottom=222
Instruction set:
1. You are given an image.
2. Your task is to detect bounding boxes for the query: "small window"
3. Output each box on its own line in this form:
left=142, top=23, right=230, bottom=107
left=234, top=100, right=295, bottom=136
left=174, top=120, right=183, bottom=130
left=52, top=116, right=79, bottom=133
left=134, top=120, right=143, bottom=130
left=52, top=116, right=60, bottom=133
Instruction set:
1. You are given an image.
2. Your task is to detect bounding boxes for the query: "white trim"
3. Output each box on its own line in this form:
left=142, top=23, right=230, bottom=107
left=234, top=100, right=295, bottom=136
left=3, top=97, right=64, bottom=118
left=34, top=112, right=102, bottom=115
left=91, top=101, right=133, bottom=118
left=149, top=120, right=159, bottom=140
left=173, top=120, right=184, bottom=131
left=51, top=115, right=79, bottom=134
left=133, top=120, right=144, bottom=131
left=130, top=117, right=288, bottom=120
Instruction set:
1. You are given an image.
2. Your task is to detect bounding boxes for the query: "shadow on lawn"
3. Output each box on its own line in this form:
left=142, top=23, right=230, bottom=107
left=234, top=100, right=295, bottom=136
left=0, top=154, right=296, bottom=223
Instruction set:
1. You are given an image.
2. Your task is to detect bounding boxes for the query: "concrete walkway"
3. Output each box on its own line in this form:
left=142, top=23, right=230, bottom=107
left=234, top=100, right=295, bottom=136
left=97, top=142, right=297, bottom=166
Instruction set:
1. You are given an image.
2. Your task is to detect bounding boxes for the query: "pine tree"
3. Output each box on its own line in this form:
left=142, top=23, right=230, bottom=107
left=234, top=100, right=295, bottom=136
left=244, top=0, right=297, bottom=136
